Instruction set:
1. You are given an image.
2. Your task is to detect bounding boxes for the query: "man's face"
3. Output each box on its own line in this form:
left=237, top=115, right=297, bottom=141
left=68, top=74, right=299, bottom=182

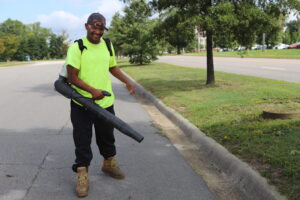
left=85, top=20, right=106, bottom=44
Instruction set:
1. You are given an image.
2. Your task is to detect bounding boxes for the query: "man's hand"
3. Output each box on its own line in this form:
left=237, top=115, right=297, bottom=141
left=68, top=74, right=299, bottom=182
left=91, top=88, right=105, bottom=100
left=109, top=66, right=135, bottom=96
left=126, top=82, right=135, bottom=96
left=67, top=65, right=108, bottom=100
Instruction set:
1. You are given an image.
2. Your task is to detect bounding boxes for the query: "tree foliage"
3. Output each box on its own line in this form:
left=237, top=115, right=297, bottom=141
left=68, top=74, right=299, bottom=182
left=154, top=9, right=196, bottom=54
left=0, top=19, right=28, bottom=37
left=0, top=34, right=20, bottom=61
left=0, top=38, right=5, bottom=54
left=283, top=18, right=300, bottom=44
left=107, top=0, right=159, bottom=64
left=49, top=32, right=68, bottom=59
left=105, top=13, right=126, bottom=57
left=0, top=19, right=68, bottom=61
left=150, top=0, right=300, bottom=84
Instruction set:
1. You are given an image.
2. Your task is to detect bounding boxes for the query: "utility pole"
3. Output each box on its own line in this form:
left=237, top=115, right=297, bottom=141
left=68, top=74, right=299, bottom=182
left=198, top=33, right=201, bottom=52
left=262, top=33, right=266, bottom=52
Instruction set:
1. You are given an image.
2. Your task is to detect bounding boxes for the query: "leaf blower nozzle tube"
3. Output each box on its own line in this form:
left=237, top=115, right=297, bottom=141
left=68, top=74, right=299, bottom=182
left=54, top=76, right=144, bottom=143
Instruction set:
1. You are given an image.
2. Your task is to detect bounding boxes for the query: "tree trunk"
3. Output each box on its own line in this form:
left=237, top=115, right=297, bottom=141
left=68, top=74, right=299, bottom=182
left=206, top=30, right=215, bottom=85
left=177, top=46, right=181, bottom=54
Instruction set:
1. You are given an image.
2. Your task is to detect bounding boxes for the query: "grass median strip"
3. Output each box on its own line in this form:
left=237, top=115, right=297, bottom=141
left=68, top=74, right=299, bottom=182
left=118, top=59, right=300, bottom=200
left=0, top=61, right=34, bottom=67
left=184, top=49, right=300, bottom=59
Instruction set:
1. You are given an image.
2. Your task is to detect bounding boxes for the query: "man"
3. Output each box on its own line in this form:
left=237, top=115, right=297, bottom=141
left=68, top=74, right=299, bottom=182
left=65, top=12, right=135, bottom=197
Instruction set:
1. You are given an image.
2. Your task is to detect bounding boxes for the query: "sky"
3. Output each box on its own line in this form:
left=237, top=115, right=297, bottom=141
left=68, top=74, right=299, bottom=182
left=0, top=0, right=126, bottom=41
left=0, top=0, right=299, bottom=41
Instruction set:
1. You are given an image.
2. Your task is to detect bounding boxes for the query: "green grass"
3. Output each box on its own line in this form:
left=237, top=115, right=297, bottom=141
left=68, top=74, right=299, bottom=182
left=118, top=59, right=300, bottom=200
left=0, top=59, right=64, bottom=68
left=0, top=61, right=35, bottom=67
left=182, top=49, right=300, bottom=59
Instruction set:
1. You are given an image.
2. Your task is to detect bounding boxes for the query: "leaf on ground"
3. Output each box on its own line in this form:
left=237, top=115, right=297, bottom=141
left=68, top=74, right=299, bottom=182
left=6, top=174, right=16, bottom=178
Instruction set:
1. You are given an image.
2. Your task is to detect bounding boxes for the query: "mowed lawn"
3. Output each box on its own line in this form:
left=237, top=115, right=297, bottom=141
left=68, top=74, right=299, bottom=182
left=119, top=59, right=300, bottom=200
left=0, top=61, right=34, bottom=67
left=184, top=49, right=300, bottom=59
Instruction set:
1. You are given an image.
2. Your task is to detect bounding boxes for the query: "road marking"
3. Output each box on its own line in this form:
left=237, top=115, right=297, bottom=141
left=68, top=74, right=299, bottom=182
left=261, top=66, right=286, bottom=71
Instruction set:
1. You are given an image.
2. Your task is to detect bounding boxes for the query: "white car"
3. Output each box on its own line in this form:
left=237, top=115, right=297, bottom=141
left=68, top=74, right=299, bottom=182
left=273, top=43, right=289, bottom=49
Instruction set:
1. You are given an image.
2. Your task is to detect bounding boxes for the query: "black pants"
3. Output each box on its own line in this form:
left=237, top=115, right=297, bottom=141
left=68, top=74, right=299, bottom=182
left=70, top=101, right=116, bottom=172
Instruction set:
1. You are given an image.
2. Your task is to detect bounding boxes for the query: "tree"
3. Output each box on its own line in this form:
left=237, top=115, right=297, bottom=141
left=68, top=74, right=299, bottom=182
left=109, top=0, right=159, bottom=64
left=284, top=19, right=300, bottom=44
left=27, top=22, right=52, bottom=39
left=26, top=35, right=48, bottom=60
left=208, top=3, right=237, bottom=49
left=0, top=20, right=48, bottom=60
left=0, top=19, right=28, bottom=37
left=12, top=38, right=30, bottom=61
left=49, top=32, right=68, bottom=59
left=0, top=19, right=28, bottom=61
left=0, top=19, right=68, bottom=61
left=0, top=39, right=5, bottom=55
left=105, top=13, right=127, bottom=57
left=154, top=9, right=196, bottom=54
left=150, top=0, right=300, bottom=84
left=0, top=34, right=20, bottom=61
left=26, top=22, right=52, bottom=60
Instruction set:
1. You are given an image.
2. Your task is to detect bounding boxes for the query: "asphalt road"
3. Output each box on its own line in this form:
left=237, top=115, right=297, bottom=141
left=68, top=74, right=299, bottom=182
left=0, top=62, right=217, bottom=200
left=158, top=56, right=300, bottom=83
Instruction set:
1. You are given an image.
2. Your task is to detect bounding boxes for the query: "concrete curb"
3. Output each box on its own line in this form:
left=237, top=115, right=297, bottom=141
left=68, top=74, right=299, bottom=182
left=122, top=71, right=286, bottom=200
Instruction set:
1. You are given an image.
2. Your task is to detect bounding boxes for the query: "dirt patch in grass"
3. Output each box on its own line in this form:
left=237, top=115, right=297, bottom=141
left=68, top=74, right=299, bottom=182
left=166, top=98, right=190, bottom=115
left=261, top=102, right=300, bottom=113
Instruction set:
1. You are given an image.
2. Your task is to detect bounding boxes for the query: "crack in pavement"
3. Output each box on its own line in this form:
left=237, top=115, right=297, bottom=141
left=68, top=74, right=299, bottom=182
left=40, top=166, right=70, bottom=171
left=23, top=150, right=51, bottom=200
left=57, top=118, right=70, bottom=135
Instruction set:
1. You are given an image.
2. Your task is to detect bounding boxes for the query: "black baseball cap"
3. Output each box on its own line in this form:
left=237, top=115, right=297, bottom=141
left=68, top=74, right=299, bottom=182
left=87, top=12, right=108, bottom=30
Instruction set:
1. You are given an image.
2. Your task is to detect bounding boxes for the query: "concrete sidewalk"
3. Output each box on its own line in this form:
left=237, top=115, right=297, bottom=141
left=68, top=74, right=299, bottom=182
left=0, top=62, right=217, bottom=200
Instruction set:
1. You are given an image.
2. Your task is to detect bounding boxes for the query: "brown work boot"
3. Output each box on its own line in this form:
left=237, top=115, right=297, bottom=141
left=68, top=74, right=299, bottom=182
left=76, top=167, right=89, bottom=197
left=101, top=157, right=125, bottom=179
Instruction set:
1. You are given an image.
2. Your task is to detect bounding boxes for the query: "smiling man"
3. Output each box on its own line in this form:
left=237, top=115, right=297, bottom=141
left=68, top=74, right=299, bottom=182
left=65, top=12, right=135, bottom=197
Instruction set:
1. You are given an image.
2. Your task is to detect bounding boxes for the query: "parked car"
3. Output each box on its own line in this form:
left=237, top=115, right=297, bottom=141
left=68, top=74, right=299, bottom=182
left=219, top=48, right=232, bottom=52
left=287, top=43, right=300, bottom=49
left=251, top=45, right=261, bottom=50
left=251, top=45, right=267, bottom=50
left=234, top=46, right=246, bottom=51
left=273, top=43, right=289, bottom=49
